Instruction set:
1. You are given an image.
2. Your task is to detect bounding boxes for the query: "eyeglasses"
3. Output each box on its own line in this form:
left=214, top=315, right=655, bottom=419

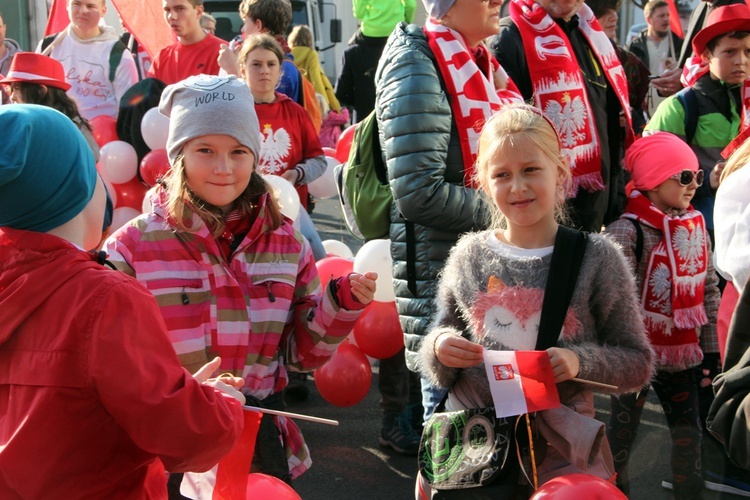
left=670, top=169, right=705, bottom=187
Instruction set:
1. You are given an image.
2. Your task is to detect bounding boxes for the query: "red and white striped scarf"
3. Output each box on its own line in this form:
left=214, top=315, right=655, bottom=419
left=624, top=191, right=707, bottom=367
left=509, top=0, right=633, bottom=194
left=423, top=21, right=523, bottom=187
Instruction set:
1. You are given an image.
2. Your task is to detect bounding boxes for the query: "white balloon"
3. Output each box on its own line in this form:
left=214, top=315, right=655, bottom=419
left=308, top=156, right=339, bottom=199
left=110, top=207, right=141, bottom=233
left=322, top=239, right=354, bottom=259
left=262, top=174, right=301, bottom=221
left=140, top=107, right=170, bottom=151
left=353, top=238, right=395, bottom=302
left=99, top=141, right=138, bottom=184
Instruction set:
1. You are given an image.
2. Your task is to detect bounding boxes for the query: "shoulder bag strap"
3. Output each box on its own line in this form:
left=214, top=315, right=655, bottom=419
left=534, top=226, right=588, bottom=350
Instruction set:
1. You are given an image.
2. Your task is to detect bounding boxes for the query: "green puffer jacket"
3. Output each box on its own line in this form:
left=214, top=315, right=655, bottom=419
left=374, top=22, right=486, bottom=371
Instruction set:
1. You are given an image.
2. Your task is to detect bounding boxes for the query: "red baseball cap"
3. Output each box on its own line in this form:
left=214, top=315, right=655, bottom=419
left=0, top=52, right=71, bottom=91
left=692, top=3, right=750, bottom=56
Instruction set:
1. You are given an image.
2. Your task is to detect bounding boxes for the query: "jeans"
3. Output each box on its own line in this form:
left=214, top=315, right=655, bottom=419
left=297, top=209, right=326, bottom=261
left=420, top=377, right=448, bottom=422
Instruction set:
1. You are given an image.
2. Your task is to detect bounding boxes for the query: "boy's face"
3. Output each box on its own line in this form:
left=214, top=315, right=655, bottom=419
left=646, top=172, right=699, bottom=212
left=163, top=0, right=204, bottom=39
left=702, top=35, right=750, bottom=85
left=68, top=0, right=106, bottom=33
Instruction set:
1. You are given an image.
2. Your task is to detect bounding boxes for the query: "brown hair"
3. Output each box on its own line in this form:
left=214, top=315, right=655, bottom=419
left=238, top=33, right=285, bottom=76
left=288, top=25, right=314, bottom=48
left=475, top=105, right=571, bottom=229
left=706, top=31, right=750, bottom=53
left=644, top=0, right=668, bottom=19
left=12, top=82, right=92, bottom=133
left=239, top=0, right=292, bottom=36
left=163, top=154, right=284, bottom=237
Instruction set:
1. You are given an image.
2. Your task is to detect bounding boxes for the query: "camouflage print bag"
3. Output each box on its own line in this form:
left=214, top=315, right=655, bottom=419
left=418, top=407, right=523, bottom=490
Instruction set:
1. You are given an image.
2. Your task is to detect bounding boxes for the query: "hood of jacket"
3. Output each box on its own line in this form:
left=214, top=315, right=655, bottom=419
left=0, top=228, right=102, bottom=346
left=66, top=24, right=119, bottom=44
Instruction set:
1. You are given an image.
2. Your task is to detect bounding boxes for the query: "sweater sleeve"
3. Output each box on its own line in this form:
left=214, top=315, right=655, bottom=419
left=89, top=277, right=244, bottom=473
left=283, top=236, right=363, bottom=371
left=563, top=235, right=654, bottom=394
left=700, top=238, right=721, bottom=354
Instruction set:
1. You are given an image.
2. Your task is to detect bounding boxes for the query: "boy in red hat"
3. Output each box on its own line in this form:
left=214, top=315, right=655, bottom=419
left=643, top=4, right=750, bottom=495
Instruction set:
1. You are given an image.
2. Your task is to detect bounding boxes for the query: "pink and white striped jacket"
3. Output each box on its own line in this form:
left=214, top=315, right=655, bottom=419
left=105, top=193, right=363, bottom=477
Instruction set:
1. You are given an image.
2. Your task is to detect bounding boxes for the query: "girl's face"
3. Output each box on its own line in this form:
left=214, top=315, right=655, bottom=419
left=182, top=134, right=255, bottom=214
left=483, top=136, right=563, bottom=236
left=646, top=172, right=699, bottom=212
left=242, top=48, right=281, bottom=99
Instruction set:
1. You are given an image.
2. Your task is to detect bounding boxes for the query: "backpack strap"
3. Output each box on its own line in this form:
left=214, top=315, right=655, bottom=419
left=108, top=40, right=127, bottom=84
left=41, top=33, right=58, bottom=53
left=676, top=87, right=698, bottom=144
left=626, top=218, right=644, bottom=263
left=535, top=226, right=588, bottom=350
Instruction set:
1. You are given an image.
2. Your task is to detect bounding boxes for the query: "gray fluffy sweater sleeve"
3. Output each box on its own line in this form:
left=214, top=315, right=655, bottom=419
left=419, top=230, right=654, bottom=404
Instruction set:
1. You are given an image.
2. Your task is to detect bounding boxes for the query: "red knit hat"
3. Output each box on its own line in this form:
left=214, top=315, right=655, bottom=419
left=692, top=3, right=750, bottom=56
left=0, top=52, right=71, bottom=91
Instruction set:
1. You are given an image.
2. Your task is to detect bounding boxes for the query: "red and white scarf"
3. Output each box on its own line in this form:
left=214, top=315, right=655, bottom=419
left=624, top=191, right=708, bottom=367
left=682, top=55, right=750, bottom=158
left=424, top=21, right=523, bottom=187
left=509, top=0, right=633, bottom=194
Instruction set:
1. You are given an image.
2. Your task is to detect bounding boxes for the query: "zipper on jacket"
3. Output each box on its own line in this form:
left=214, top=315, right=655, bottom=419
left=266, top=282, right=276, bottom=302
left=182, top=287, right=190, bottom=305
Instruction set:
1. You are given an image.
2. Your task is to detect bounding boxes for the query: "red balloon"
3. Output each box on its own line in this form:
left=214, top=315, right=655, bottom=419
left=315, top=256, right=353, bottom=290
left=322, top=146, right=337, bottom=158
left=246, top=473, right=300, bottom=499
left=113, top=177, right=149, bottom=211
left=335, top=124, right=357, bottom=163
left=353, top=300, right=403, bottom=359
left=530, top=474, right=627, bottom=500
left=314, top=341, right=372, bottom=407
left=139, top=148, right=171, bottom=187
left=89, top=115, right=119, bottom=148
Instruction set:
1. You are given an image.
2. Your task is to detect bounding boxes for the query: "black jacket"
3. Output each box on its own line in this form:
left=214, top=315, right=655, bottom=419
left=708, top=275, right=750, bottom=470
left=334, top=32, right=388, bottom=122
left=627, top=29, right=683, bottom=72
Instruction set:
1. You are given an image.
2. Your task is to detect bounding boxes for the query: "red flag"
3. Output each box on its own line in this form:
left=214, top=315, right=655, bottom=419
left=180, top=409, right=262, bottom=499
left=110, top=0, right=175, bottom=60
left=665, top=0, right=684, bottom=39
left=44, top=0, right=70, bottom=37
left=484, top=350, right=561, bottom=418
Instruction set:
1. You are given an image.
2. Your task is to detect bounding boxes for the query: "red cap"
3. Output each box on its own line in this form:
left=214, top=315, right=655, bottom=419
left=692, top=4, right=750, bottom=56
left=0, top=52, right=71, bottom=91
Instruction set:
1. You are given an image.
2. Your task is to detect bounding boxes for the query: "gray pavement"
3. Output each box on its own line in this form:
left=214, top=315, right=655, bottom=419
left=292, top=197, right=744, bottom=500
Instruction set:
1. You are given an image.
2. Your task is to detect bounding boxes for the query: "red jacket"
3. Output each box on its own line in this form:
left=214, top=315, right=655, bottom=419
left=0, top=228, right=244, bottom=499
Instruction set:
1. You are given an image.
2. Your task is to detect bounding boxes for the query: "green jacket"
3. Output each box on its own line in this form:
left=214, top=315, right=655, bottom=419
left=375, top=23, right=486, bottom=370
left=353, top=0, right=416, bottom=38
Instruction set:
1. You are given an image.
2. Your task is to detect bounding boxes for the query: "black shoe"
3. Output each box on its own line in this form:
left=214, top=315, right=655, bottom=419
left=284, top=372, right=310, bottom=402
left=379, top=411, right=421, bottom=455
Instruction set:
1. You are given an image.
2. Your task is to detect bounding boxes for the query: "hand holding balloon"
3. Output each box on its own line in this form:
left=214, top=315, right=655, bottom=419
left=348, top=272, right=377, bottom=306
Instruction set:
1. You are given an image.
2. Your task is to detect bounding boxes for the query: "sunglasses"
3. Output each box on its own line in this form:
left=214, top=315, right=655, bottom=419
left=670, top=169, right=704, bottom=187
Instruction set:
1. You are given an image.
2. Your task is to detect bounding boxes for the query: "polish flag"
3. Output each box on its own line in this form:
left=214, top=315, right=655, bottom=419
left=665, top=0, right=684, bottom=39
left=44, top=0, right=70, bottom=36
left=180, top=409, right=262, bottom=499
left=483, top=350, right=561, bottom=419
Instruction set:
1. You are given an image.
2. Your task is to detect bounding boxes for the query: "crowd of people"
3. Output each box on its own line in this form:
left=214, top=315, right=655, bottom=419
left=2, top=0, right=750, bottom=497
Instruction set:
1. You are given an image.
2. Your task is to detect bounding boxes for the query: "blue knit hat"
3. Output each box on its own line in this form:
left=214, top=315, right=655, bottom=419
left=0, top=104, right=97, bottom=232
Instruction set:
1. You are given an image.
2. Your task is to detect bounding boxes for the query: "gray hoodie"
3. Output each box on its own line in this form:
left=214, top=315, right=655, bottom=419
left=0, top=38, right=20, bottom=75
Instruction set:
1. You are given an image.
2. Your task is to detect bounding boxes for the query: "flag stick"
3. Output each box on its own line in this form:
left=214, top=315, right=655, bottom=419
left=571, top=377, right=618, bottom=390
left=243, top=405, right=339, bottom=426
left=525, top=414, right=539, bottom=490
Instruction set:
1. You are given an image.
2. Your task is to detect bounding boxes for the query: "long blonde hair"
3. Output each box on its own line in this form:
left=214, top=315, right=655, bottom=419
left=474, top=104, right=571, bottom=229
left=721, top=137, right=750, bottom=183
left=162, top=153, right=284, bottom=237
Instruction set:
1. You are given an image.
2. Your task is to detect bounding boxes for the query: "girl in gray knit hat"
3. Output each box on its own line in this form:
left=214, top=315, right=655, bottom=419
left=105, top=74, right=377, bottom=490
